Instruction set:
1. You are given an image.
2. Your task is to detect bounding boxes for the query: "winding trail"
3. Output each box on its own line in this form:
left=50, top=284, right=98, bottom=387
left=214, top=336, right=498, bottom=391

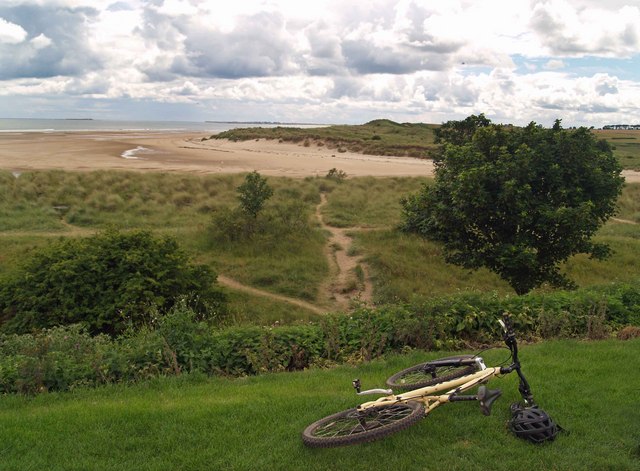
left=315, top=193, right=374, bottom=311
left=216, top=193, right=375, bottom=314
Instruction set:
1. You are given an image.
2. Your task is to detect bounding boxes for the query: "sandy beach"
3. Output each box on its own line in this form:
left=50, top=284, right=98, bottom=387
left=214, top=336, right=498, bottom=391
left=1, top=131, right=638, bottom=182
left=0, top=131, right=435, bottom=178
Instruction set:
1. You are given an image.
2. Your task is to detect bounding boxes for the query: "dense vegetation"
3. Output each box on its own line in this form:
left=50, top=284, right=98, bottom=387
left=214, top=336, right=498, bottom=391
left=0, top=229, right=225, bottom=335
left=1, top=170, right=640, bottom=308
left=0, top=282, right=638, bottom=394
left=402, top=116, right=624, bottom=294
left=210, top=119, right=439, bottom=157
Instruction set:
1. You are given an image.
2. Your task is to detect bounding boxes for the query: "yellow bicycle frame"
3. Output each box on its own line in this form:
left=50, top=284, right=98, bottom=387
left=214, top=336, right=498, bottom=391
left=357, top=367, right=502, bottom=415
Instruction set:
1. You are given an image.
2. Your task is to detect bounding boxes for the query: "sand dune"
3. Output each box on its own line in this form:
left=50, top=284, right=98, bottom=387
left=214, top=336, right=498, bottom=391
left=1, top=131, right=638, bottom=182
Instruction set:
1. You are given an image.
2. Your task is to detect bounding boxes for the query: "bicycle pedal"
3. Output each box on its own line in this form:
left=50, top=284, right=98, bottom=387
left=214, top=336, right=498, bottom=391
left=478, top=385, right=502, bottom=416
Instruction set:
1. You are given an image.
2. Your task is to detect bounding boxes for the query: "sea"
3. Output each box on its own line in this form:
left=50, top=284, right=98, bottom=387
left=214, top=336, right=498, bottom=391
left=0, top=118, right=323, bottom=133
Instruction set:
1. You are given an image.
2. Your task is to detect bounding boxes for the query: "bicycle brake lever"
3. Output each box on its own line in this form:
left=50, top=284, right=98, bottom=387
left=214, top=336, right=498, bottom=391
left=498, top=319, right=507, bottom=333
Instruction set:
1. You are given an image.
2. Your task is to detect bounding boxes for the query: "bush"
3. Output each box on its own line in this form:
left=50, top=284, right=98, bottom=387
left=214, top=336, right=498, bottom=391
left=326, top=168, right=347, bottom=181
left=210, top=196, right=313, bottom=243
left=0, top=229, right=226, bottom=336
left=237, top=171, right=273, bottom=219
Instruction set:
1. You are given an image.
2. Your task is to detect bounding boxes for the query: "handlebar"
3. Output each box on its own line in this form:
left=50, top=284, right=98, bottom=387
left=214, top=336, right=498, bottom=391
left=497, top=315, right=535, bottom=405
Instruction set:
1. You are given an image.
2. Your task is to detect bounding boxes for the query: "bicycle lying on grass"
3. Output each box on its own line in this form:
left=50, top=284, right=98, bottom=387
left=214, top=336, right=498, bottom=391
left=302, top=316, right=561, bottom=447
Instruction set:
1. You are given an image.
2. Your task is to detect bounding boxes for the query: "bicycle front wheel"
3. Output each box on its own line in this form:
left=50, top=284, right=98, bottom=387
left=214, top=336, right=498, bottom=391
left=302, top=401, right=425, bottom=448
left=386, top=355, right=477, bottom=391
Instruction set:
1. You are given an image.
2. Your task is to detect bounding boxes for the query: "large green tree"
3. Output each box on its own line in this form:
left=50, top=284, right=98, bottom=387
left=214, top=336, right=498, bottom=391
left=402, top=116, right=624, bottom=295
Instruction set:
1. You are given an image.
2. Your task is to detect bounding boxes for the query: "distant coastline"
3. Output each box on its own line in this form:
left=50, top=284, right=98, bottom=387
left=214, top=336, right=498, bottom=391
left=205, top=120, right=326, bottom=126
left=0, top=118, right=326, bottom=133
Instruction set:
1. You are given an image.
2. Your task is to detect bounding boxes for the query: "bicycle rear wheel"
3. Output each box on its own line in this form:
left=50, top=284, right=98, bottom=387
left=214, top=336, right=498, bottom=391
left=386, top=355, right=477, bottom=391
left=302, top=401, right=425, bottom=448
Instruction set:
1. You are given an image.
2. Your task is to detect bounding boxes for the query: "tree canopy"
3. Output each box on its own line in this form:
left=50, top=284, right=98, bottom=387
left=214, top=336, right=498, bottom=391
left=402, top=115, right=624, bottom=295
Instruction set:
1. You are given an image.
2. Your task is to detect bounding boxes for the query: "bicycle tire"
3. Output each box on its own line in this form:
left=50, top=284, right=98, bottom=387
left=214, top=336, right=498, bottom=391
left=385, top=355, right=478, bottom=391
left=302, top=401, right=425, bottom=448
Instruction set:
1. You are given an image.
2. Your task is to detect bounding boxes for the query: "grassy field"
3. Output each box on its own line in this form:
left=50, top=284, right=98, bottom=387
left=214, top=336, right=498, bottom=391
left=0, top=338, right=638, bottom=470
left=595, top=129, right=640, bottom=170
left=2, top=170, right=640, bottom=316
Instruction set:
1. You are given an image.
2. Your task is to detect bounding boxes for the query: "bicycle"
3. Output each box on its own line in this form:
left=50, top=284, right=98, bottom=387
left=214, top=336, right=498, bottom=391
left=302, top=315, right=560, bottom=447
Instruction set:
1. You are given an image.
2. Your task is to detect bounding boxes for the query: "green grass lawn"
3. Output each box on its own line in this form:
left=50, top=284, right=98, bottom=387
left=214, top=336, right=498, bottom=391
left=0, top=339, right=638, bottom=470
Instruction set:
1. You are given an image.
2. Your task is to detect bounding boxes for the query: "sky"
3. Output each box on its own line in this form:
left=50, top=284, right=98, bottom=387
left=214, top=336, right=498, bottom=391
left=0, top=0, right=639, bottom=127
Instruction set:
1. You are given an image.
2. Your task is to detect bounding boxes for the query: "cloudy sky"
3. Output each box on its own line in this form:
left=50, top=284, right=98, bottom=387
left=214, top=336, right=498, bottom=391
left=0, top=0, right=639, bottom=126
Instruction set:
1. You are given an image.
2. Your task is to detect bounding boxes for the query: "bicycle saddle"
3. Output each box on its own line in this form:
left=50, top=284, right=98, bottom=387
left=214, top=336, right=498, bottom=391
left=477, top=385, right=502, bottom=416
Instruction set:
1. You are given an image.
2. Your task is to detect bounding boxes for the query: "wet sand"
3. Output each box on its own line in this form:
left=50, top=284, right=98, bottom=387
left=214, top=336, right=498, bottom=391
left=1, top=131, right=638, bottom=182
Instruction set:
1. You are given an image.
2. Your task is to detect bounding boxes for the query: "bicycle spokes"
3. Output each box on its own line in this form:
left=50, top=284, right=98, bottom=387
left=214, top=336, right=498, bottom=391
left=312, top=405, right=415, bottom=438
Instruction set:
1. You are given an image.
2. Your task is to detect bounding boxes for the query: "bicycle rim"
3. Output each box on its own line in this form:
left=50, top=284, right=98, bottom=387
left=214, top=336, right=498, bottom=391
left=302, top=401, right=424, bottom=448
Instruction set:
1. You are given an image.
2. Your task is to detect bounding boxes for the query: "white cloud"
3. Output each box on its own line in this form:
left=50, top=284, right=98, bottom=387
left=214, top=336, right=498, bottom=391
left=0, top=17, right=27, bottom=44
left=0, top=0, right=639, bottom=126
left=30, top=33, right=52, bottom=49
left=530, top=0, right=640, bottom=57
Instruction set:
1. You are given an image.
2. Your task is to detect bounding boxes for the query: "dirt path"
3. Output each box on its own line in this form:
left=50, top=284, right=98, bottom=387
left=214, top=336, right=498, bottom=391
left=216, top=193, right=375, bottom=314
left=611, top=217, right=638, bottom=225
left=316, top=193, right=374, bottom=311
left=216, top=275, right=326, bottom=315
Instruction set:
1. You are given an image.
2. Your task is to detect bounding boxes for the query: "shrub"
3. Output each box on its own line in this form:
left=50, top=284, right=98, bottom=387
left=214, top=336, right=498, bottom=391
left=237, top=171, right=273, bottom=220
left=210, top=194, right=313, bottom=243
left=325, top=168, right=347, bottom=181
left=617, top=325, right=640, bottom=340
left=0, top=229, right=226, bottom=336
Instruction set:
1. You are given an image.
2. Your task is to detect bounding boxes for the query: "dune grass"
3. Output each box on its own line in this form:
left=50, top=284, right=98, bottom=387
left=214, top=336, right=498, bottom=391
left=0, top=170, right=329, bottom=318
left=224, top=289, right=321, bottom=325
left=354, top=230, right=513, bottom=302
left=352, top=221, right=640, bottom=304
left=616, top=183, right=640, bottom=223
left=0, top=338, right=637, bottom=470
left=320, top=176, right=430, bottom=228
left=1, top=170, right=639, bottom=317
left=212, top=119, right=439, bottom=158
left=213, top=124, right=640, bottom=170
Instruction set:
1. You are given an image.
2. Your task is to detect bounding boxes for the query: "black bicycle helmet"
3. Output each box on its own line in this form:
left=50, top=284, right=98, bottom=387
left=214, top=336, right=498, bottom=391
left=509, top=405, right=559, bottom=444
